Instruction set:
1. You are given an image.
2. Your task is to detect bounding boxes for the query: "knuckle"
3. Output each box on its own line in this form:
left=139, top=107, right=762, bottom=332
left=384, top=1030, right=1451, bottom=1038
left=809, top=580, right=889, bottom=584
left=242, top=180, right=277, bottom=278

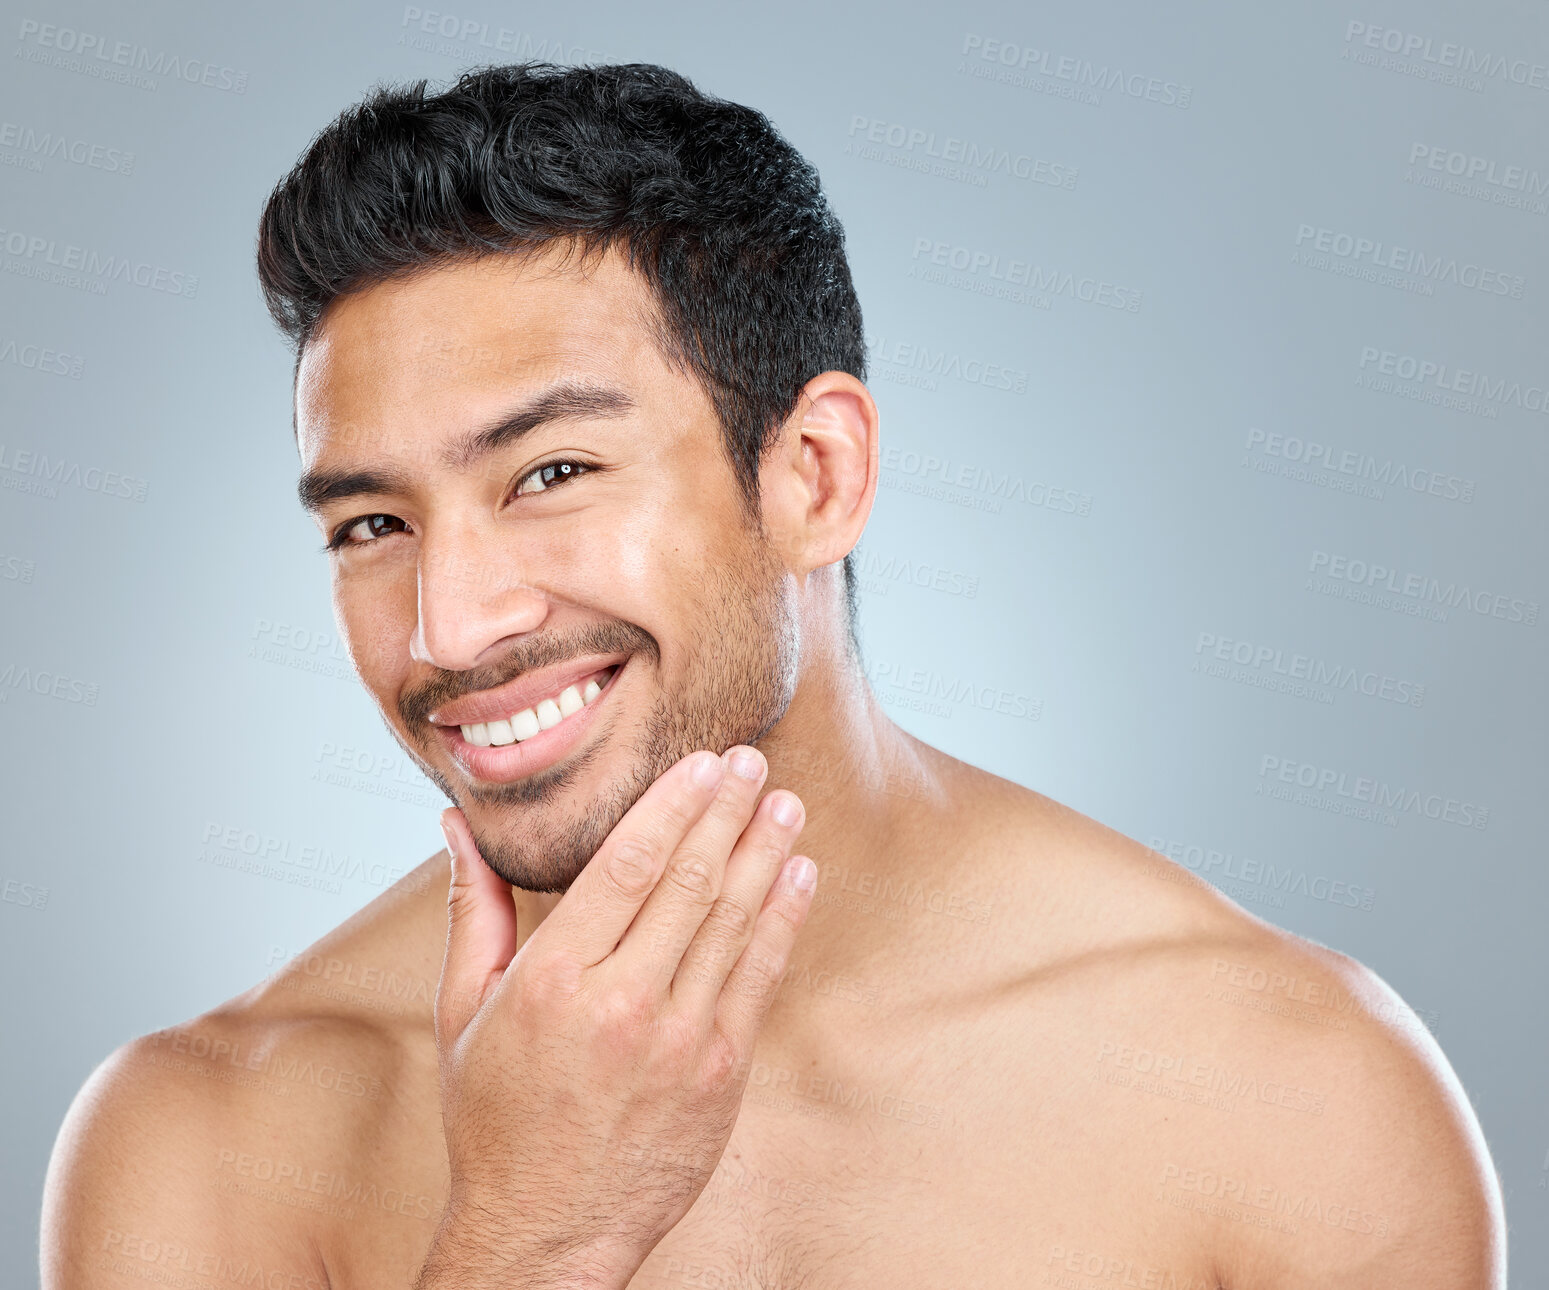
left=513, top=953, right=581, bottom=1011
left=739, top=943, right=787, bottom=992
left=701, top=897, right=755, bottom=951
left=652, top=1011, right=701, bottom=1066
left=664, top=853, right=719, bottom=902
left=444, top=883, right=481, bottom=933
left=697, top=1034, right=741, bottom=1091
left=604, top=838, right=662, bottom=898
left=595, top=983, right=656, bottom=1038
left=762, top=893, right=808, bottom=935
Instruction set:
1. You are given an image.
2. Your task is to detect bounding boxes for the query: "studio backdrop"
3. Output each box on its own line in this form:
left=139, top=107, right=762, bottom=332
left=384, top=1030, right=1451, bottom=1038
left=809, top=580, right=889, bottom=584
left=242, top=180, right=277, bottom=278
left=1, top=0, right=1544, bottom=1284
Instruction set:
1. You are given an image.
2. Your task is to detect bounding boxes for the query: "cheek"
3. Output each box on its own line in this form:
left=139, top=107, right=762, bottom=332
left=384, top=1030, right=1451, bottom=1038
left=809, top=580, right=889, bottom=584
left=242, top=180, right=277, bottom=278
left=599, top=455, right=745, bottom=599
left=332, top=572, right=415, bottom=682
left=604, top=506, right=671, bottom=593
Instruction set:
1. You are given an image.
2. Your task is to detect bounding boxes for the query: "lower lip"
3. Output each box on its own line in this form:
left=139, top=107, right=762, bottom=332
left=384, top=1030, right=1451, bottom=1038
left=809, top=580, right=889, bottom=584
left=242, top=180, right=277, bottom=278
left=435, top=659, right=627, bottom=785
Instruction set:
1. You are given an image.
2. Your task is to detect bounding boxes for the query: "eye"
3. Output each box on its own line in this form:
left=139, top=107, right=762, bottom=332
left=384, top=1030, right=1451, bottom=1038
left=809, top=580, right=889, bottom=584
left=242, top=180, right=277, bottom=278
left=513, top=459, right=591, bottom=497
left=327, top=513, right=409, bottom=550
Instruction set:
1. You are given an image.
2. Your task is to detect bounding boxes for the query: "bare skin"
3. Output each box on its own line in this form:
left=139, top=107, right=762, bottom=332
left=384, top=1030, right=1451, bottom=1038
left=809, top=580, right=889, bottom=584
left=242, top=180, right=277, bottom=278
left=41, top=246, right=1505, bottom=1289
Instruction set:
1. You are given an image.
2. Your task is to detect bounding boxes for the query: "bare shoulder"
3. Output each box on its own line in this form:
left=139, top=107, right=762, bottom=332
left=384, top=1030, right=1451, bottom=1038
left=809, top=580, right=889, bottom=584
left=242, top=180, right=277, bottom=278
left=969, top=773, right=1507, bottom=1289
left=41, top=852, right=451, bottom=1289
left=1147, top=916, right=1506, bottom=1289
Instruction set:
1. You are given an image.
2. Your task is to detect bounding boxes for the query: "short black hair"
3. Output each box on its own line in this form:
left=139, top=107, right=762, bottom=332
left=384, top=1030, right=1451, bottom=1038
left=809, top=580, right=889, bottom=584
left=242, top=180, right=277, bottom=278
left=256, top=61, right=865, bottom=649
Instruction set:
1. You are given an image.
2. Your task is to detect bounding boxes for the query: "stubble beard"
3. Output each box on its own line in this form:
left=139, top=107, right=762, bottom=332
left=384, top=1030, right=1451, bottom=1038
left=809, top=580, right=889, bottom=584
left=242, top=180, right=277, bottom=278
left=434, top=540, right=799, bottom=893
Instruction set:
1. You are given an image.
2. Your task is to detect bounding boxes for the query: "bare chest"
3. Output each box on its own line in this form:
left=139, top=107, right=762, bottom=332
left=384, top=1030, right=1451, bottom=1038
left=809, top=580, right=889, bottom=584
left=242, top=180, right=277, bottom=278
left=623, top=1121, right=997, bottom=1290
left=317, top=984, right=1224, bottom=1288
left=317, top=1055, right=1013, bottom=1289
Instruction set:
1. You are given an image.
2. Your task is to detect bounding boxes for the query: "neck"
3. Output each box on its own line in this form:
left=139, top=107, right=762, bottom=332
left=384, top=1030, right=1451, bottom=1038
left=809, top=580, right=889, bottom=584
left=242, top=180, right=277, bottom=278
left=513, top=634, right=953, bottom=995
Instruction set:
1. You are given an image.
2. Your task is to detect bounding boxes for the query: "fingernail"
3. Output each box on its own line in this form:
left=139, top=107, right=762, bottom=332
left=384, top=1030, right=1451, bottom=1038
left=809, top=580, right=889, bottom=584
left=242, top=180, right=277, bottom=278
left=729, top=749, right=763, bottom=781
left=440, top=814, right=459, bottom=865
left=771, top=794, right=801, bottom=827
left=692, top=751, right=724, bottom=786
left=788, top=856, right=817, bottom=895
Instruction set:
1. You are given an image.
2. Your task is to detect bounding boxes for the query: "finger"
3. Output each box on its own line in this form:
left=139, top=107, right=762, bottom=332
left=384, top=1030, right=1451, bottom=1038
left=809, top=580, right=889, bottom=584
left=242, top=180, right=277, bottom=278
left=434, top=808, right=518, bottom=1050
left=715, top=854, right=818, bottom=1054
left=532, top=749, right=727, bottom=969
left=669, top=788, right=805, bottom=1021
left=609, top=745, right=769, bottom=992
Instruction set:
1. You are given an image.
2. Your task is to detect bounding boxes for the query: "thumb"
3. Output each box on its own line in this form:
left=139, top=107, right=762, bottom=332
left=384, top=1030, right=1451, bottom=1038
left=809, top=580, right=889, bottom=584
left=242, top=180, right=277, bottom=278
left=435, top=806, right=518, bottom=1050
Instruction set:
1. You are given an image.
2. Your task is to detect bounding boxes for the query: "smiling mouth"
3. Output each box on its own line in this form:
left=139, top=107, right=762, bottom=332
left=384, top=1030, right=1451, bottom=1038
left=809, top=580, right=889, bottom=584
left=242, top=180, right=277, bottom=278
left=456, top=663, right=622, bottom=747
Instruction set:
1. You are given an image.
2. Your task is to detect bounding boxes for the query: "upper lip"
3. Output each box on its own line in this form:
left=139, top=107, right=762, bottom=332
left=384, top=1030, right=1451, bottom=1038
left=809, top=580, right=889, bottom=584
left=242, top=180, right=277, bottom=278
left=426, top=652, right=628, bottom=728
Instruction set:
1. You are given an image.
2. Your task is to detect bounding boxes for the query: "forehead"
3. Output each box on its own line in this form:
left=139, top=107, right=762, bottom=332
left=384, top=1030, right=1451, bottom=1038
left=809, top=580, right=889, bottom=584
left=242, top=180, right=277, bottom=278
left=295, top=244, right=674, bottom=459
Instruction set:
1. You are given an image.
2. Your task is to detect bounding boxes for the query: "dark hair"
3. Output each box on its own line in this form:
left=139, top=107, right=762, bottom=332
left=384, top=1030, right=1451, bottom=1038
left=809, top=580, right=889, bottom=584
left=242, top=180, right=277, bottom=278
left=256, top=60, right=865, bottom=650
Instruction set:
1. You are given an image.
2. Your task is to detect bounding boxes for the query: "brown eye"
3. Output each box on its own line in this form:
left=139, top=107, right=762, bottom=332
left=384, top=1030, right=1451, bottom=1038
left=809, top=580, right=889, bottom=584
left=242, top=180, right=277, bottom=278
left=514, top=459, right=589, bottom=496
left=337, top=514, right=408, bottom=547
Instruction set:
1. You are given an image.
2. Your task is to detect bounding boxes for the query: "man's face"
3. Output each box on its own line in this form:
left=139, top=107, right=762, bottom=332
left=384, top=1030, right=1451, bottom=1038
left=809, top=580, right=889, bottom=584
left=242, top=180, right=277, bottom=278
left=295, top=246, right=799, bottom=891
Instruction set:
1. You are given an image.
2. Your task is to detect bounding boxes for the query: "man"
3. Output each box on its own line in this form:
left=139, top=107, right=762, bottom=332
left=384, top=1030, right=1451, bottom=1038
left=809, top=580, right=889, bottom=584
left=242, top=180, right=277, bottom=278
left=42, top=62, right=1505, bottom=1289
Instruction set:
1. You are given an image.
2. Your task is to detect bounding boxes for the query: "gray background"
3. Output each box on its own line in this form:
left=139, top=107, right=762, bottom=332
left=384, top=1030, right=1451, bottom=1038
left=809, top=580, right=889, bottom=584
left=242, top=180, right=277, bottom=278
left=2, top=0, right=1544, bottom=1284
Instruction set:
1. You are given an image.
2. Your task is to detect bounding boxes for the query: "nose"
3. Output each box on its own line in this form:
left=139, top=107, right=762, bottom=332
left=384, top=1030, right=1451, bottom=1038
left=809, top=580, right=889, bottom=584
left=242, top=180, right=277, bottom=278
left=409, top=525, right=552, bottom=671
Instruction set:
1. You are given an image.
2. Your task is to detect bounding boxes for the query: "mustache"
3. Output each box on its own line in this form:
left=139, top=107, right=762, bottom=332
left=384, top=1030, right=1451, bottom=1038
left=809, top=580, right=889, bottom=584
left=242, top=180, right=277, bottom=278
left=398, top=621, right=656, bottom=728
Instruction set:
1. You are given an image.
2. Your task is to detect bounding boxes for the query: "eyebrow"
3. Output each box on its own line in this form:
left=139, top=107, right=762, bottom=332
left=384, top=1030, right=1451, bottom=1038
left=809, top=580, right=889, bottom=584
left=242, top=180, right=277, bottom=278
left=296, top=380, right=636, bottom=515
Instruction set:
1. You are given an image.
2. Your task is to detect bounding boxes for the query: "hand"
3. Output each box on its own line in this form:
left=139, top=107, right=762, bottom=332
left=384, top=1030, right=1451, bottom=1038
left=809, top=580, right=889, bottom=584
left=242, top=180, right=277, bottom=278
left=415, top=745, right=816, bottom=1290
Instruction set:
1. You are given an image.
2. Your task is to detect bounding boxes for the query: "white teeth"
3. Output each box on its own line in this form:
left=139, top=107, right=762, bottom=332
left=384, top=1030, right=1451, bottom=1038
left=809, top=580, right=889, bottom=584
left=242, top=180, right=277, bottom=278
left=458, top=665, right=618, bottom=747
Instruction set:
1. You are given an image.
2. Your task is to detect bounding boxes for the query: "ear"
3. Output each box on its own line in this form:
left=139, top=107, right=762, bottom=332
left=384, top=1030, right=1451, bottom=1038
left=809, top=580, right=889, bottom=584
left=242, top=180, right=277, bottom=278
left=759, top=370, right=879, bottom=580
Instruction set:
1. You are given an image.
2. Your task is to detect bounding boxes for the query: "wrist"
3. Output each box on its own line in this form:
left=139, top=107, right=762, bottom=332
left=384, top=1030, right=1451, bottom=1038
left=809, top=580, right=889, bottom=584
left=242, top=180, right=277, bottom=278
left=416, top=1205, right=637, bottom=1290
